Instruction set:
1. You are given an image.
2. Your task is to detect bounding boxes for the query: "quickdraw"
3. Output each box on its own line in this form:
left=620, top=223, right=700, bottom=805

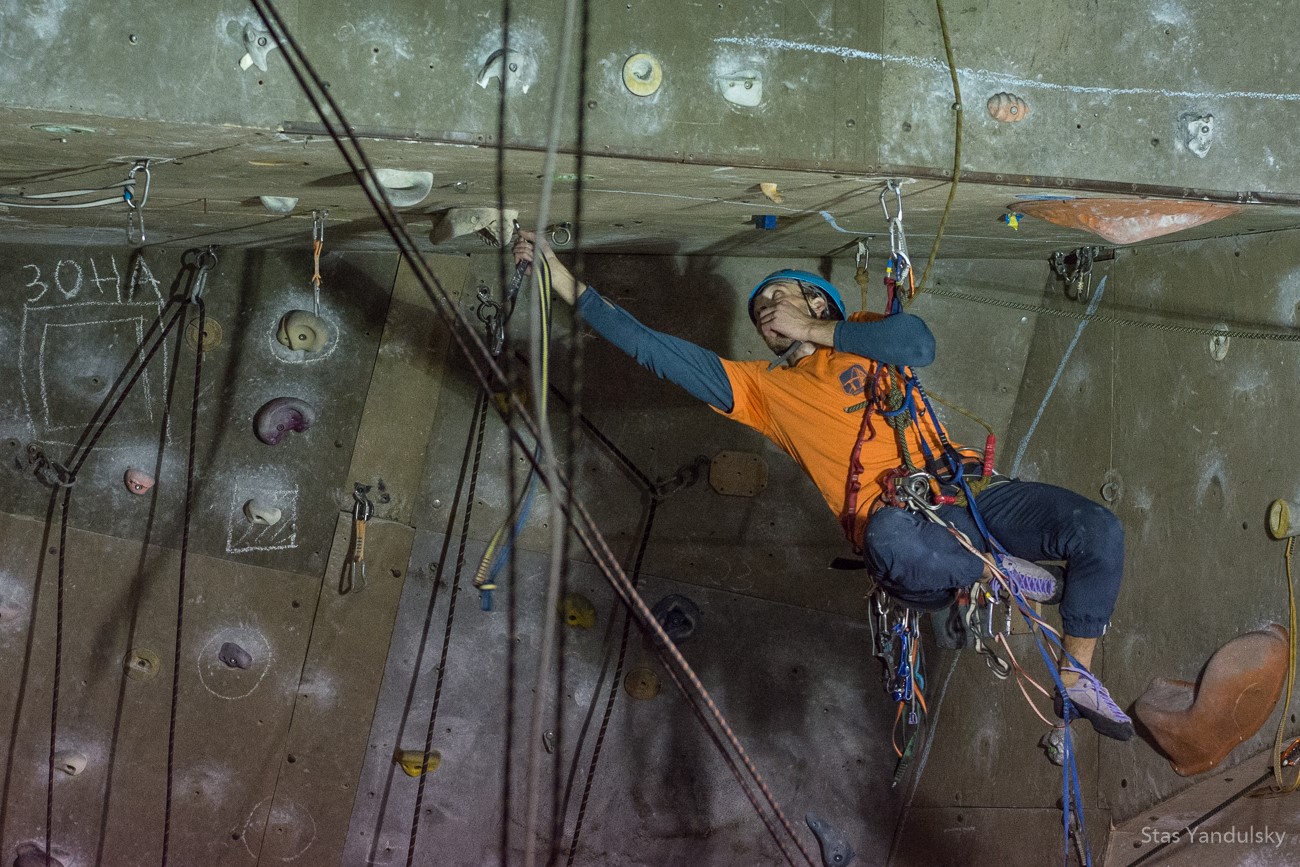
left=867, top=593, right=926, bottom=786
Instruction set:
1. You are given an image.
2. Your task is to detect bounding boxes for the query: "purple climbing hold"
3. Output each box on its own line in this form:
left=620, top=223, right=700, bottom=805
left=254, top=397, right=316, bottom=445
left=14, top=842, right=63, bottom=867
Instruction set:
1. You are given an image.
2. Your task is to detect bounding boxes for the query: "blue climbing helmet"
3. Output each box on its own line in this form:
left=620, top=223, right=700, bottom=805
left=747, top=269, right=847, bottom=323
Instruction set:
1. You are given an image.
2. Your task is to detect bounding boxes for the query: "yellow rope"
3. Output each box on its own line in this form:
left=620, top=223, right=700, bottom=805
left=475, top=255, right=554, bottom=588
left=1271, top=537, right=1300, bottom=791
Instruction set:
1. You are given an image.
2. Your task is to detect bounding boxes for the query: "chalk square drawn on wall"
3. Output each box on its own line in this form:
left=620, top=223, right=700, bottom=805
left=226, top=485, right=300, bottom=554
left=18, top=301, right=172, bottom=448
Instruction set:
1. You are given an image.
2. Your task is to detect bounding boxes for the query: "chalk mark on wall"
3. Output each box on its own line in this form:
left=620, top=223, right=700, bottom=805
left=715, top=35, right=1300, bottom=104
left=197, top=626, right=274, bottom=700
left=240, top=796, right=318, bottom=862
left=17, top=300, right=171, bottom=449
left=226, top=485, right=300, bottom=554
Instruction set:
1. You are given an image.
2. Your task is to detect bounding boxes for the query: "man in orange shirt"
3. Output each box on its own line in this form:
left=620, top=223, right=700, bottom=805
left=514, top=231, right=1132, bottom=742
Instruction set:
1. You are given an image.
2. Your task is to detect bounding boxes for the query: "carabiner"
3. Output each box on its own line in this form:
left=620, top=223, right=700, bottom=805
left=124, top=160, right=152, bottom=245
left=880, top=179, right=903, bottom=224
left=312, top=208, right=328, bottom=243
left=188, top=246, right=219, bottom=302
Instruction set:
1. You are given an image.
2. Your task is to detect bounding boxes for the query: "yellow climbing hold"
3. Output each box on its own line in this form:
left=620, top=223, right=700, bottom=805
left=561, top=592, right=596, bottom=629
left=395, top=749, right=442, bottom=778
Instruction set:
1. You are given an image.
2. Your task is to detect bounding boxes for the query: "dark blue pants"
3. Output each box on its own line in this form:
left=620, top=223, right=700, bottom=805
left=862, top=480, right=1123, bottom=638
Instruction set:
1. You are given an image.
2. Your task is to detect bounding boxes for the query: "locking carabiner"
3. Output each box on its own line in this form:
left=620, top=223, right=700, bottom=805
left=124, top=159, right=152, bottom=245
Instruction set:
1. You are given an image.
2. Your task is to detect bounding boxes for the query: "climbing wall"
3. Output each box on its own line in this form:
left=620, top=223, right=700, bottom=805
left=0, top=242, right=471, bottom=866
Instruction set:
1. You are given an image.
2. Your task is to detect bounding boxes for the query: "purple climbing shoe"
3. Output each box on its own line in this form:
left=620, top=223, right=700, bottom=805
left=992, top=554, right=1060, bottom=604
left=1054, top=665, right=1135, bottom=741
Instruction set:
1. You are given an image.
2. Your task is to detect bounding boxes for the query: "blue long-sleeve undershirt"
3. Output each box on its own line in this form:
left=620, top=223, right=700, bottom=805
left=575, top=287, right=935, bottom=412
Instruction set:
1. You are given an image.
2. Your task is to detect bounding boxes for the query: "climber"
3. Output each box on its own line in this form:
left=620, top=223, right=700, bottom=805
left=512, top=230, right=1133, bottom=741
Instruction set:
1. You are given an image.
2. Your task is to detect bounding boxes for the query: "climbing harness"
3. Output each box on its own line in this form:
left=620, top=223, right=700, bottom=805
left=311, top=208, right=328, bottom=315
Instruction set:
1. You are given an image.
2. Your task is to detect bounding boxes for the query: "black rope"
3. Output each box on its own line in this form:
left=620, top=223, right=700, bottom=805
left=161, top=297, right=206, bottom=866
left=564, top=496, right=656, bottom=865
left=246, top=8, right=817, bottom=862
left=45, top=297, right=185, bottom=866
left=405, top=389, right=489, bottom=866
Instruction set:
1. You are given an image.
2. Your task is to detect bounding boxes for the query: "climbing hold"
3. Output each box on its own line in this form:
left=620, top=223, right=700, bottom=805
left=623, top=666, right=661, bottom=700
left=717, top=69, right=762, bottom=107
left=218, top=641, right=253, bottom=670
left=708, top=450, right=768, bottom=496
left=759, top=182, right=784, bottom=204
left=394, top=749, right=442, bottom=777
left=239, top=22, right=279, bottom=72
left=362, top=169, right=434, bottom=209
left=1134, top=624, right=1290, bottom=776
left=476, top=48, right=532, bottom=93
left=1208, top=324, right=1230, bottom=362
left=243, top=499, right=283, bottom=526
left=753, top=214, right=777, bottom=230
left=52, top=750, right=87, bottom=777
left=1269, top=498, right=1300, bottom=539
left=1100, top=469, right=1123, bottom=505
left=986, top=91, right=1029, bottom=122
left=1016, top=197, right=1242, bottom=244
left=1185, top=113, right=1214, bottom=158
left=429, top=207, right=520, bottom=246
left=622, top=53, right=663, bottom=97
left=185, top=315, right=222, bottom=351
left=651, top=594, right=700, bottom=644
left=125, top=648, right=160, bottom=682
left=254, top=397, right=316, bottom=445
left=560, top=592, right=596, bottom=629
left=806, top=812, right=856, bottom=867
left=1000, top=212, right=1023, bottom=230
left=14, top=843, right=63, bottom=867
left=124, top=468, right=155, bottom=495
left=276, top=309, right=332, bottom=353
left=258, top=196, right=299, bottom=215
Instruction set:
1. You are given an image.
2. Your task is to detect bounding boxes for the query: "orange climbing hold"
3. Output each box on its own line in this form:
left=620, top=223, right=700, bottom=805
left=1134, top=623, right=1290, bottom=776
left=1016, top=197, right=1242, bottom=244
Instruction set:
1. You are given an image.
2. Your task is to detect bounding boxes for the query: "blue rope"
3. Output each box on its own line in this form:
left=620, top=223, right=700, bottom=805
left=892, top=357, right=1091, bottom=865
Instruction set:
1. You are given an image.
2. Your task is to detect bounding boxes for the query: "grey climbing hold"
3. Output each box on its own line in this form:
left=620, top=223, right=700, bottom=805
left=52, top=750, right=87, bottom=776
left=806, top=812, right=855, bottom=867
left=651, top=594, right=700, bottom=644
left=219, top=642, right=253, bottom=670
left=14, top=842, right=63, bottom=867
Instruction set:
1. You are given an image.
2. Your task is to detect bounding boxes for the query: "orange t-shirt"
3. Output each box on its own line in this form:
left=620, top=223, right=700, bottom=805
left=716, top=339, right=945, bottom=543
